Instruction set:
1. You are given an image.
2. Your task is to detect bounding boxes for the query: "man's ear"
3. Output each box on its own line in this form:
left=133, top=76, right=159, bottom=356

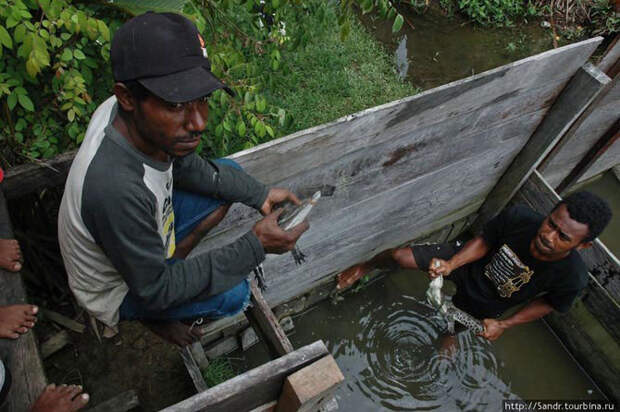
left=575, top=241, right=593, bottom=251
left=113, top=82, right=136, bottom=113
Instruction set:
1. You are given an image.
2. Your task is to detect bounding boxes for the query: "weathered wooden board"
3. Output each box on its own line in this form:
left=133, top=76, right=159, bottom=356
left=245, top=280, right=294, bottom=358
left=513, top=171, right=620, bottom=402
left=473, top=63, right=611, bottom=231
left=188, top=40, right=601, bottom=309
left=1, top=150, right=76, bottom=200
left=87, top=389, right=140, bottom=412
left=0, top=189, right=47, bottom=411
left=160, top=341, right=329, bottom=412
left=540, top=75, right=618, bottom=188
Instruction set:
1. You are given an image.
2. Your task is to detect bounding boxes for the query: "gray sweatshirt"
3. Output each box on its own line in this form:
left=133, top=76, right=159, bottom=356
left=58, top=96, right=268, bottom=327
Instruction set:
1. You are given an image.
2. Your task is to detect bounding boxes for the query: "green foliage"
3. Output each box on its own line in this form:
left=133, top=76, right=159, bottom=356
left=0, top=0, right=114, bottom=163
left=339, top=0, right=407, bottom=38
left=257, top=3, right=418, bottom=134
left=455, top=0, right=539, bottom=27
left=590, top=0, right=619, bottom=36
left=201, top=357, right=236, bottom=386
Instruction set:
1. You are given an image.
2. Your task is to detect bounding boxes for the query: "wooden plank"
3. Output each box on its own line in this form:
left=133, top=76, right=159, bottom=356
left=249, top=401, right=277, bottom=412
left=472, top=63, right=612, bottom=232
left=180, top=346, right=209, bottom=393
left=275, top=355, right=344, bottom=412
left=160, top=341, right=329, bottom=412
left=40, top=330, right=71, bottom=359
left=0, top=189, right=47, bottom=411
left=1, top=150, right=76, bottom=200
left=540, top=75, right=619, bottom=188
left=513, top=171, right=620, bottom=340
left=187, top=40, right=601, bottom=310
left=86, top=389, right=140, bottom=412
left=556, top=118, right=619, bottom=193
left=245, top=280, right=294, bottom=358
left=41, top=308, right=86, bottom=334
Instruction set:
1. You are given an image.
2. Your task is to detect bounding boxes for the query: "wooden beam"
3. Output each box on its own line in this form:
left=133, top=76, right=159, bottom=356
left=556, top=118, right=620, bottom=194
left=160, top=340, right=329, bottom=412
left=244, top=280, right=294, bottom=358
left=86, top=389, right=140, bottom=412
left=40, top=330, right=71, bottom=359
left=0, top=189, right=47, bottom=411
left=41, top=308, right=86, bottom=334
left=275, top=355, right=344, bottom=412
left=1, top=150, right=76, bottom=200
left=472, top=63, right=611, bottom=232
left=598, top=34, right=619, bottom=77
left=513, top=171, right=620, bottom=403
left=180, top=345, right=209, bottom=393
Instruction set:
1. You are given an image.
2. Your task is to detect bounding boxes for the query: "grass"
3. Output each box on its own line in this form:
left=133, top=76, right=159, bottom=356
left=259, top=5, right=419, bottom=135
left=201, top=357, right=237, bottom=387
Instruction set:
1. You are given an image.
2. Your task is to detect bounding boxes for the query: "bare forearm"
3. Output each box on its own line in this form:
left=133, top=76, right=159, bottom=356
left=448, top=236, right=490, bottom=271
left=500, top=298, right=553, bottom=329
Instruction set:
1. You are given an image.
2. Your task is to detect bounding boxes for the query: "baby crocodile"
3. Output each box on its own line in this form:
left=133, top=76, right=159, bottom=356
left=426, top=265, right=484, bottom=335
left=253, top=191, right=320, bottom=291
left=277, top=191, right=321, bottom=265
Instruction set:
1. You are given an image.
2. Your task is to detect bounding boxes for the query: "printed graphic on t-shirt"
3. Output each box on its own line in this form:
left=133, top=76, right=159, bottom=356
left=161, top=183, right=175, bottom=259
left=484, top=244, right=534, bottom=298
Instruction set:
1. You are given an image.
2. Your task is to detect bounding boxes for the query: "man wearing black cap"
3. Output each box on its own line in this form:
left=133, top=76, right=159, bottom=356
left=58, top=12, right=308, bottom=346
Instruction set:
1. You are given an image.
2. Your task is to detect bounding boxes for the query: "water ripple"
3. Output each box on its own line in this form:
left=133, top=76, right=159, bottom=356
left=342, top=295, right=515, bottom=411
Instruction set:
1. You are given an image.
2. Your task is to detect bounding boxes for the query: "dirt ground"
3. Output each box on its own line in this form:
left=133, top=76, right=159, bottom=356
left=38, top=319, right=196, bottom=411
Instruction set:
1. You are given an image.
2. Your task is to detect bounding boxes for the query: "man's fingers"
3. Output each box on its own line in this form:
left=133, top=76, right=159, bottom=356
left=287, top=220, right=309, bottom=241
left=287, top=191, right=302, bottom=206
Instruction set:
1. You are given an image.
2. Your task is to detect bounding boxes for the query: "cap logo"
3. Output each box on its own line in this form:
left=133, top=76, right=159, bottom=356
left=197, top=34, right=208, bottom=58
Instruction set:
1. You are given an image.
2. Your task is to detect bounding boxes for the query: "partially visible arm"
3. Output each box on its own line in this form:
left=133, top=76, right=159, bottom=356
left=429, top=236, right=490, bottom=278
left=480, top=298, right=553, bottom=341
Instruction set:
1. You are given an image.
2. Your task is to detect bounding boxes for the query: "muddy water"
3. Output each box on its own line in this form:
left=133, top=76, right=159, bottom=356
left=237, top=269, right=604, bottom=411
left=357, top=6, right=555, bottom=90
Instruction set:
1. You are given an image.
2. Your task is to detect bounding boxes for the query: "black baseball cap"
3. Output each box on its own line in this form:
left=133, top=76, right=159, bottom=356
left=111, top=12, right=234, bottom=103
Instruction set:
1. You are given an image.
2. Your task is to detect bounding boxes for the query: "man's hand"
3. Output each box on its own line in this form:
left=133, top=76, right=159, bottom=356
left=252, top=209, right=309, bottom=254
left=260, top=188, right=301, bottom=216
left=428, top=258, right=454, bottom=278
left=478, top=318, right=506, bottom=341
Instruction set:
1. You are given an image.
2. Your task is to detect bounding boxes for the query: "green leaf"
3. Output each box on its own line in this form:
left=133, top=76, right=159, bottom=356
left=67, top=108, right=75, bottom=121
left=97, top=20, right=110, bottom=42
left=14, top=24, right=26, bottom=43
left=73, top=49, right=86, bottom=59
left=236, top=119, right=246, bottom=137
left=272, top=0, right=280, bottom=7
left=265, top=125, right=274, bottom=138
left=17, top=93, right=34, bottom=111
left=392, top=14, right=404, bottom=33
left=0, top=25, right=12, bottom=49
left=61, top=48, right=73, bottom=61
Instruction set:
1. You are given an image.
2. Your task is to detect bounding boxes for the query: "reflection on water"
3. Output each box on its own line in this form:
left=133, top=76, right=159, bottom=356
left=236, top=269, right=603, bottom=411
left=345, top=294, right=515, bottom=411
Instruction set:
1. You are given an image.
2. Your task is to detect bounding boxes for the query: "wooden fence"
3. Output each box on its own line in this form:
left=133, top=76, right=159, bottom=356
left=191, top=38, right=603, bottom=308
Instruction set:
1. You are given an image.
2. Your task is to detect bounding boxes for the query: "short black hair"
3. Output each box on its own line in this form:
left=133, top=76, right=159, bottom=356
left=555, top=191, right=612, bottom=242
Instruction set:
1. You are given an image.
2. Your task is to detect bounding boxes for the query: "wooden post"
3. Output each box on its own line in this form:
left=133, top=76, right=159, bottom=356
left=244, top=279, right=294, bottom=358
left=275, top=355, right=344, bottom=412
left=0, top=189, right=47, bottom=411
left=180, top=345, right=209, bottom=393
left=555, top=118, right=619, bottom=194
left=598, top=34, right=619, bottom=77
left=472, top=63, right=612, bottom=232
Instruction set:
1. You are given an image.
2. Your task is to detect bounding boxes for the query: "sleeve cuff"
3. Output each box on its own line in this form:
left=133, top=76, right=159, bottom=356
left=243, top=230, right=266, bottom=265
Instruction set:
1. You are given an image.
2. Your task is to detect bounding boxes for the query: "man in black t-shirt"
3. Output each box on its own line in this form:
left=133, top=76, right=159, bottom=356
left=338, top=192, right=612, bottom=341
